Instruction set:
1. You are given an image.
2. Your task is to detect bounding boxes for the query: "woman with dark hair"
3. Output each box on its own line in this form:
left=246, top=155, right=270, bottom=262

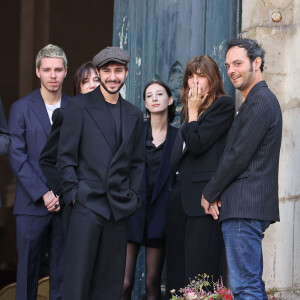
left=165, top=56, right=235, bottom=297
left=39, top=61, right=100, bottom=230
left=72, top=61, right=100, bottom=95
left=122, top=80, right=178, bottom=300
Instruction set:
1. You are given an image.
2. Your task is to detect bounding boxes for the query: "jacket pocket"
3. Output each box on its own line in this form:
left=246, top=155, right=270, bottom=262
left=191, top=171, right=215, bottom=182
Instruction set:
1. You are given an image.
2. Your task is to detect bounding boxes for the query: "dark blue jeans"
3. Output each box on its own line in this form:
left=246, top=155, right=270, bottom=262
left=221, top=218, right=270, bottom=300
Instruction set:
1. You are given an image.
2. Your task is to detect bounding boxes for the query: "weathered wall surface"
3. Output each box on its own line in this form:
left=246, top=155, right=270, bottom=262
left=242, top=0, right=300, bottom=295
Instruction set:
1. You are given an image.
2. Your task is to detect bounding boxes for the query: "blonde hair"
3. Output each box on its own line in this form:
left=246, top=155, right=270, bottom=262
left=36, top=44, right=67, bottom=68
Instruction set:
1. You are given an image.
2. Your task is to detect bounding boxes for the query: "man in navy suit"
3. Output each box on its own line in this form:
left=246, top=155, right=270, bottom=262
left=8, top=44, right=69, bottom=300
left=0, top=97, right=10, bottom=207
left=201, top=38, right=282, bottom=299
left=58, top=47, right=144, bottom=300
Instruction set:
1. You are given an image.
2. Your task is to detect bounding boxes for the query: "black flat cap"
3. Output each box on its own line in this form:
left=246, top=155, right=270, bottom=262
left=92, top=46, right=130, bottom=69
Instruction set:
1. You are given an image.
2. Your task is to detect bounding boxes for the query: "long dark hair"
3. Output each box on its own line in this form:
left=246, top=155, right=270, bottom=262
left=143, top=80, right=176, bottom=123
left=181, top=56, right=225, bottom=122
left=72, top=61, right=98, bottom=95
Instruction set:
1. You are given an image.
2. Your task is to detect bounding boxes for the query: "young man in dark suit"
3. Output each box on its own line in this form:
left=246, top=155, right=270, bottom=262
left=58, top=47, right=144, bottom=300
left=8, top=44, right=69, bottom=300
left=201, top=38, right=282, bottom=299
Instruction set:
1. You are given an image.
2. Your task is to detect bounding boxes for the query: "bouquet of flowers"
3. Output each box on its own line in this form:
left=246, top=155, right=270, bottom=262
left=170, top=274, right=233, bottom=300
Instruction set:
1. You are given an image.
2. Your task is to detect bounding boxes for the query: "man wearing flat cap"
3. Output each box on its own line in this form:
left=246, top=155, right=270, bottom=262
left=58, top=46, right=144, bottom=300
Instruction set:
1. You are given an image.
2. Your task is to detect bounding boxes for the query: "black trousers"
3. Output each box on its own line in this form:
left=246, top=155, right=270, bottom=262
left=62, top=201, right=129, bottom=300
left=165, top=181, right=223, bottom=299
left=165, top=182, right=185, bottom=299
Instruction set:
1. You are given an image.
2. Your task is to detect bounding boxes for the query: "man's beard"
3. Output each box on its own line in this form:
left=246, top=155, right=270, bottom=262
left=41, top=81, right=61, bottom=93
left=231, top=64, right=254, bottom=91
left=100, top=78, right=125, bottom=95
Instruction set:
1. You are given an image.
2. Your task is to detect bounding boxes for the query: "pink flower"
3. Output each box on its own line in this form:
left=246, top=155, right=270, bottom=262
left=186, top=292, right=197, bottom=299
left=217, top=287, right=227, bottom=294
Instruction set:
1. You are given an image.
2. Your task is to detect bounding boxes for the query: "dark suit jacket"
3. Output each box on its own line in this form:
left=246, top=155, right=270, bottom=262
left=39, top=108, right=65, bottom=197
left=0, top=97, right=10, bottom=157
left=57, top=87, right=144, bottom=221
left=8, top=89, right=69, bottom=215
left=171, top=96, right=235, bottom=217
left=128, top=121, right=178, bottom=241
left=203, top=81, right=282, bottom=222
left=0, top=97, right=10, bottom=207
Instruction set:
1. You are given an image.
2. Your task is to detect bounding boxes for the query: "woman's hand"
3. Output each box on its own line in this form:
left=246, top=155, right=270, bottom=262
left=187, top=81, right=208, bottom=122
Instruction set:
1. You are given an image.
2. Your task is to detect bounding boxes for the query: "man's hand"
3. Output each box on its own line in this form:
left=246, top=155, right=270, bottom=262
left=201, top=194, right=221, bottom=220
left=43, top=190, right=60, bottom=212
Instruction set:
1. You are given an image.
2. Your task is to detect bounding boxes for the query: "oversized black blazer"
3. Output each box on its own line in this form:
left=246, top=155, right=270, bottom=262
left=127, top=121, right=178, bottom=242
left=57, top=87, right=144, bottom=221
left=171, top=96, right=235, bottom=217
left=39, top=108, right=65, bottom=198
left=203, top=81, right=282, bottom=222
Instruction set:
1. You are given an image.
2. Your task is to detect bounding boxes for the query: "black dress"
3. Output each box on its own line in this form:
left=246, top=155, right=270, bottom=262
left=129, top=125, right=165, bottom=248
left=127, top=122, right=178, bottom=249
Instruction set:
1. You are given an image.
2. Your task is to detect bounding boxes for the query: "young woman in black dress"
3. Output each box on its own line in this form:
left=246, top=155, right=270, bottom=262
left=122, top=80, right=178, bottom=300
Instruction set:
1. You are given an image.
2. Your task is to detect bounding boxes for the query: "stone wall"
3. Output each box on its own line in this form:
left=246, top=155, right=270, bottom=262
left=242, top=0, right=300, bottom=296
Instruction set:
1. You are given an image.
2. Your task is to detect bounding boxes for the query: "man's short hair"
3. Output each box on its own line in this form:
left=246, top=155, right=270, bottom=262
left=36, top=44, right=68, bottom=68
left=226, top=38, right=265, bottom=72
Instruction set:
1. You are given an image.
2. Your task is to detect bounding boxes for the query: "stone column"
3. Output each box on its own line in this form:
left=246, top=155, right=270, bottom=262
left=242, top=0, right=300, bottom=297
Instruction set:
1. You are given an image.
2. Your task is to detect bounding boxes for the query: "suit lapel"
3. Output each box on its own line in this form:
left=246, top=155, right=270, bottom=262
left=140, top=122, right=148, bottom=205
left=170, top=130, right=184, bottom=170
left=197, top=97, right=221, bottom=122
left=85, top=88, right=118, bottom=153
left=85, top=89, right=138, bottom=159
left=60, top=92, right=69, bottom=109
left=30, top=89, right=51, bottom=136
left=235, top=81, right=268, bottom=118
left=111, top=98, right=137, bottom=162
left=151, top=124, right=174, bottom=203
left=179, top=124, right=188, bottom=158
